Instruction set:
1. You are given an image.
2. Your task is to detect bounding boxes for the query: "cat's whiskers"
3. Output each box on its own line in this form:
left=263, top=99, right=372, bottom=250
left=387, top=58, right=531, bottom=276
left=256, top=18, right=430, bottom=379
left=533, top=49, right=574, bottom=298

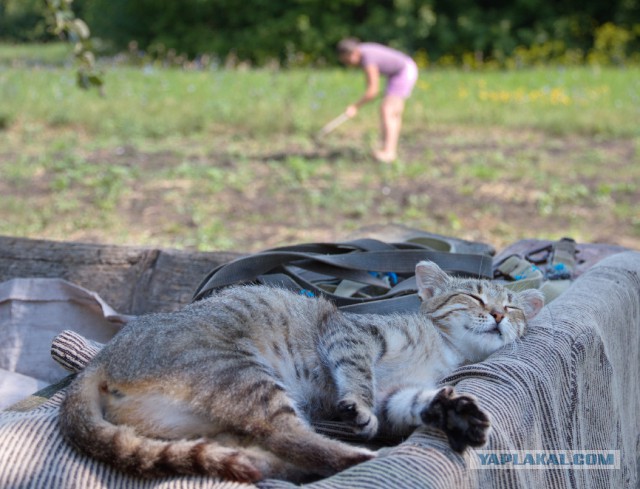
left=458, top=324, right=476, bottom=343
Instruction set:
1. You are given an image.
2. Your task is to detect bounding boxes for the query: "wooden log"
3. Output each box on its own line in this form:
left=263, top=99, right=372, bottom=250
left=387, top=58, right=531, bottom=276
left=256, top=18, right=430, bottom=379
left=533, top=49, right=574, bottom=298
left=0, top=236, right=240, bottom=315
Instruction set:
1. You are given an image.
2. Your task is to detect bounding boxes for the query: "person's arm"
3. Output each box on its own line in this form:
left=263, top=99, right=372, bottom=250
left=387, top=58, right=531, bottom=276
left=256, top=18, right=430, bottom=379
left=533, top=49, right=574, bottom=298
left=346, top=64, right=380, bottom=117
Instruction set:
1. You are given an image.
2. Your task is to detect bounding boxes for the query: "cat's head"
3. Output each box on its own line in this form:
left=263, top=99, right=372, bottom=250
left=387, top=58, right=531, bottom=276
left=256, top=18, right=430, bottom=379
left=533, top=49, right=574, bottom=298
left=415, top=260, right=544, bottom=361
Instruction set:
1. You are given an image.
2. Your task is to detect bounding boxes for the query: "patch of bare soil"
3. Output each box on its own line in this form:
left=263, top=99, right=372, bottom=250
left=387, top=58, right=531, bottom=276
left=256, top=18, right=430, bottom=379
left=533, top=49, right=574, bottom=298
left=2, top=125, right=638, bottom=253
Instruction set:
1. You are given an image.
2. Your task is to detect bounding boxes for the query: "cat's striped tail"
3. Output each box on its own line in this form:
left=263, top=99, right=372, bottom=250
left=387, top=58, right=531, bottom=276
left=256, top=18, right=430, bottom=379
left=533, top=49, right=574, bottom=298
left=58, top=366, right=265, bottom=482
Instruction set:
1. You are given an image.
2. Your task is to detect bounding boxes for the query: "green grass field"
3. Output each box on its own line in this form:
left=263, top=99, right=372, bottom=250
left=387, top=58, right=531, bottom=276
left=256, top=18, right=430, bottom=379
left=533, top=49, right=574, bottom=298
left=2, top=62, right=639, bottom=138
left=0, top=44, right=638, bottom=252
left=0, top=42, right=73, bottom=67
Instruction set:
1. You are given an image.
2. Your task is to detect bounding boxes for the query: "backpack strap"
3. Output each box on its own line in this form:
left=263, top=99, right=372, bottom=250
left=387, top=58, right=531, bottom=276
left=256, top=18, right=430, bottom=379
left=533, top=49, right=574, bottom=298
left=339, top=295, right=423, bottom=315
left=192, top=239, right=493, bottom=309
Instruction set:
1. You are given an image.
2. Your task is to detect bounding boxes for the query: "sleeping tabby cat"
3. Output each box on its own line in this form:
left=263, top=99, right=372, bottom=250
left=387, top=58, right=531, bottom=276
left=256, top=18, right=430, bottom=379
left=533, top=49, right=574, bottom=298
left=59, top=260, right=544, bottom=482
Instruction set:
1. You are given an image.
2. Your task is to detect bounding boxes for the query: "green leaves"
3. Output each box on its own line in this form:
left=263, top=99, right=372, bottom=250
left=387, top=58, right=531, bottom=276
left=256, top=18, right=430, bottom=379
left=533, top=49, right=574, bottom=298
left=4, top=0, right=640, bottom=67
left=45, top=0, right=104, bottom=93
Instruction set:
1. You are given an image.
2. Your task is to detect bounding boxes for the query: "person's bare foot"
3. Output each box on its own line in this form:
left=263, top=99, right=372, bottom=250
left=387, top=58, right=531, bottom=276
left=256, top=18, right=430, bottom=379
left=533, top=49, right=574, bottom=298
left=373, top=149, right=397, bottom=163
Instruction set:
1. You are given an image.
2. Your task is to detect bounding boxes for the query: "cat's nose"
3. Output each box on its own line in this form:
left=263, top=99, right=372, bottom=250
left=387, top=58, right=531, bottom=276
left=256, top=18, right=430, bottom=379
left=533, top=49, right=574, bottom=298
left=490, top=309, right=504, bottom=324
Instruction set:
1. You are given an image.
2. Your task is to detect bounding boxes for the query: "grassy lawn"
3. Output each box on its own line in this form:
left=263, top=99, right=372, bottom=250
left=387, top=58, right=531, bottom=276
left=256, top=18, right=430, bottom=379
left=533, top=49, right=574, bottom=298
left=0, top=42, right=73, bottom=67
left=1, top=62, right=638, bottom=138
left=0, top=44, right=638, bottom=252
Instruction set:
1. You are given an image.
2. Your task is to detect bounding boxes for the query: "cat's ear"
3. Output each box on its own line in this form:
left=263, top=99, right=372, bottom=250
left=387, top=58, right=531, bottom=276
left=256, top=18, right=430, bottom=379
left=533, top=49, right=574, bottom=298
left=415, top=261, right=449, bottom=301
left=517, top=289, right=545, bottom=320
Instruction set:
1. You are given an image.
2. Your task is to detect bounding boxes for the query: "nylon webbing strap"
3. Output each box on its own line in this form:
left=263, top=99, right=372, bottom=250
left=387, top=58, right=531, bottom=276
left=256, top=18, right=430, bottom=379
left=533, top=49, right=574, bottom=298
left=192, top=239, right=493, bottom=310
left=339, top=295, right=423, bottom=315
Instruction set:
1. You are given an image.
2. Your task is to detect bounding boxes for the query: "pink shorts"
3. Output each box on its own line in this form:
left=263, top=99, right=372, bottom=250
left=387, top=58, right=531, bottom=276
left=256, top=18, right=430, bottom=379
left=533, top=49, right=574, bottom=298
left=385, top=60, right=418, bottom=99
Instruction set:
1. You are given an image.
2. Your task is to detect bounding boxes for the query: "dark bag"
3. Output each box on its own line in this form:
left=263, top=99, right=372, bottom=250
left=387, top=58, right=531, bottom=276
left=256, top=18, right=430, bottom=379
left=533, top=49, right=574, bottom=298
left=192, top=238, right=494, bottom=314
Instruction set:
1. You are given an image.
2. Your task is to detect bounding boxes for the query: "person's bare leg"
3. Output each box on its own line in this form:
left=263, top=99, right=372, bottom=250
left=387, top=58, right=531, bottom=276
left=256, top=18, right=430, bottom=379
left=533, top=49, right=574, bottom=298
left=375, top=95, right=405, bottom=163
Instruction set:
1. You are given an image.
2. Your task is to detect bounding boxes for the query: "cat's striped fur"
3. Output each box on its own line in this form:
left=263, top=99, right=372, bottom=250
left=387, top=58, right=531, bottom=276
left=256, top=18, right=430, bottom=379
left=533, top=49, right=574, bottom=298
left=59, top=261, right=544, bottom=482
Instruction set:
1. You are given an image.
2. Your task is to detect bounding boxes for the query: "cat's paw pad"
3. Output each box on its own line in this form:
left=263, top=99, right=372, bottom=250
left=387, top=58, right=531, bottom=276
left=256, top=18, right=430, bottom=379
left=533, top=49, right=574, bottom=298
left=421, top=386, right=490, bottom=452
left=337, top=398, right=379, bottom=439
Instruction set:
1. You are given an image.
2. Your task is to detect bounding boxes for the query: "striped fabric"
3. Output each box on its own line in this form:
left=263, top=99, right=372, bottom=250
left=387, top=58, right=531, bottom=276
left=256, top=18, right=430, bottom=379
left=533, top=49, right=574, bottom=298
left=1, top=252, right=638, bottom=488
left=50, top=330, right=103, bottom=373
left=0, top=394, right=253, bottom=489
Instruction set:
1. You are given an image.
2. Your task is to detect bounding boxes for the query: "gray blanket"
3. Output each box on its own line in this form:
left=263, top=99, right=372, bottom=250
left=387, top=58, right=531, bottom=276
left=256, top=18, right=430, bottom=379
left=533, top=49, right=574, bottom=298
left=1, top=251, right=638, bottom=488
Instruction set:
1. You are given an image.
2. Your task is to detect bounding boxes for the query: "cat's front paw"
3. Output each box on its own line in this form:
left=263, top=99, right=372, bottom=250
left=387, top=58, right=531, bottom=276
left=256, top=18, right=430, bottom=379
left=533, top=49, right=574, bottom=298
left=420, top=386, right=490, bottom=452
left=337, top=398, right=379, bottom=439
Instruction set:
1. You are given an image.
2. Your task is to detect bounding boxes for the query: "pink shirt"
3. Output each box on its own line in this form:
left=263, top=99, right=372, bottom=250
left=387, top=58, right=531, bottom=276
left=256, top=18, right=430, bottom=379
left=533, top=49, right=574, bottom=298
left=358, top=43, right=413, bottom=77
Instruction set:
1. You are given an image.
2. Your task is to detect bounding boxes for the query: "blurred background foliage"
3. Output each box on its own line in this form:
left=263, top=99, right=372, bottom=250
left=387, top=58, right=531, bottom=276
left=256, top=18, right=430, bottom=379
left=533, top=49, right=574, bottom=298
left=1, top=0, right=639, bottom=67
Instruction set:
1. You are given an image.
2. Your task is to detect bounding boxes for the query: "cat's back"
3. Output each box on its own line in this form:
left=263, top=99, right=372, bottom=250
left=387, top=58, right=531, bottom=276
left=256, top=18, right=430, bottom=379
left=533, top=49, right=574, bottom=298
left=94, top=285, right=335, bottom=378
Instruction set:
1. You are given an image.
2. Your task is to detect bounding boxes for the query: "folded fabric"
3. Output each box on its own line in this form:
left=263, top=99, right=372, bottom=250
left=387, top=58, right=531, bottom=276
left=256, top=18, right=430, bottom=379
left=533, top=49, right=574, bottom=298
left=0, top=278, right=127, bottom=410
left=0, top=368, right=49, bottom=409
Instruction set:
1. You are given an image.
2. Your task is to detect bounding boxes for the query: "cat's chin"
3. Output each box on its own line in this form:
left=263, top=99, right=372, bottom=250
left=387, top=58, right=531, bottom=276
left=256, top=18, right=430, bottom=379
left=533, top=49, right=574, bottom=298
left=478, top=326, right=501, bottom=336
left=479, top=334, right=505, bottom=354
left=485, top=328, right=517, bottom=348
left=457, top=332, right=508, bottom=361
left=483, top=334, right=508, bottom=350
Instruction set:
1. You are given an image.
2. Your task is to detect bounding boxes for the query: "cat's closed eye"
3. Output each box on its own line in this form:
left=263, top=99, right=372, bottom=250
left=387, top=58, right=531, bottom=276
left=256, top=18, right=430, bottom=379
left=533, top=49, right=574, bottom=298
left=465, top=294, right=486, bottom=306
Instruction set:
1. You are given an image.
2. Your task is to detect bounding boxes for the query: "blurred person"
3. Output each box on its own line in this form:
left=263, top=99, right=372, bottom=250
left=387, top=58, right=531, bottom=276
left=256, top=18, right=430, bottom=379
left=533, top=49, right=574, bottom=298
left=338, top=38, right=418, bottom=163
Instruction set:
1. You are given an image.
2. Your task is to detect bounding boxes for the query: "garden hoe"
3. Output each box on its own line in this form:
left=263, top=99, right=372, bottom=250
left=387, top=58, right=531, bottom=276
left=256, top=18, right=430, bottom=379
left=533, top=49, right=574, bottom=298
left=314, top=112, right=351, bottom=143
